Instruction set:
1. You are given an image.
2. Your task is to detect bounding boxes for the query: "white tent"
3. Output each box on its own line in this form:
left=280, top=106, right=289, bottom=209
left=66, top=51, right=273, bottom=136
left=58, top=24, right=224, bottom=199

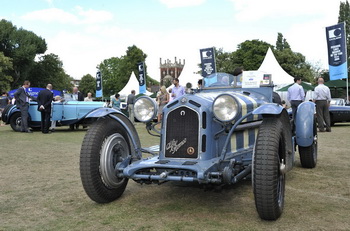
left=258, top=47, right=294, bottom=87
left=166, top=65, right=202, bottom=91
left=118, top=71, right=152, bottom=98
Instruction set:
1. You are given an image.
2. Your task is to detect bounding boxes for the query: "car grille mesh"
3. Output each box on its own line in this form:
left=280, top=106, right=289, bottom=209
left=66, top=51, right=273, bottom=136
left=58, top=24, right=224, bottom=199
left=165, top=107, right=198, bottom=158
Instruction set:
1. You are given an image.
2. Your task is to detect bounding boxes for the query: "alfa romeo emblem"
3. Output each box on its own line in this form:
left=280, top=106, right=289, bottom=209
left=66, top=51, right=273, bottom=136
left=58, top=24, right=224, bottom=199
left=187, top=147, right=195, bottom=155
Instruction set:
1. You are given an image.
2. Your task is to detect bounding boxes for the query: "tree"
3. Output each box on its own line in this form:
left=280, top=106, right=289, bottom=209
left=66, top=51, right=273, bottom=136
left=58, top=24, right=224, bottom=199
left=231, top=40, right=272, bottom=71
left=79, top=74, right=96, bottom=96
left=98, top=45, right=159, bottom=97
left=0, top=19, right=47, bottom=88
left=0, top=51, right=13, bottom=92
left=273, top=34, right=314, bottom=83
left=29, top=53, right=73, bottom=91
left=99, top=57, right=126, bottom=96
left=276, top=33, right=290, bottom=51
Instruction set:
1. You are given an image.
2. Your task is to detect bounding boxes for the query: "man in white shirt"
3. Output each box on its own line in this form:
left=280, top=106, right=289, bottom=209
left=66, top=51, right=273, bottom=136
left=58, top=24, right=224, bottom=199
left=313, top=77, right=332, bottom=132
left=287, top=77, right=305, bottom=121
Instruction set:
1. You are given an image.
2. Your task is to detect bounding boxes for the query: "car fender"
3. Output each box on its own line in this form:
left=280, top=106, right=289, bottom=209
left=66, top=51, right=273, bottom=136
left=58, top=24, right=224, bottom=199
left=4, top=105, right=20, bottom=123
left=252, top=103, right=283, bottom=115
left=84, top=107, right=123, bottom=118
left=295, top=101, right=316, bottom=147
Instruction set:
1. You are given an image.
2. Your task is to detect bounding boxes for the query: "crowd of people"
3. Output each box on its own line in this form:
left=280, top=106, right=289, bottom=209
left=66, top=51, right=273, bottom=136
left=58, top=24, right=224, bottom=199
left=0, top=74, right=343, bottom=134
left=287, top=76, right=332, bottom=132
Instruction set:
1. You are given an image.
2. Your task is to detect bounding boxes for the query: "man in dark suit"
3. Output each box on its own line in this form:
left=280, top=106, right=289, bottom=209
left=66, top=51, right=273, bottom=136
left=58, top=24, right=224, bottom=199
left=37, top=84, right=54, bottom=133
left=13, top=80, right=32, bottom=133
left=72, top=87, right=84, bottom=101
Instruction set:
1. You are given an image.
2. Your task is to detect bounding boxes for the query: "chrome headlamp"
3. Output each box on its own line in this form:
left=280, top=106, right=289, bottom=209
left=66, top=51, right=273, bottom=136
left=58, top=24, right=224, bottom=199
left=134, top=96, right=158, bottom=123
left=213, top=94, right=240, bottom=122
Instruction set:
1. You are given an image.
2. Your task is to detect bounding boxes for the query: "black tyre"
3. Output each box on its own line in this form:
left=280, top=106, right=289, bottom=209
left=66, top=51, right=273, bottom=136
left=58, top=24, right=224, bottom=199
left=298, top=122, right=317, bottom=168
left=253, top=116, right=287, bottom=220
left=1, top=104, right=13, bottom=122
left=80, top=117, right=131, bottom=203
left=10, top=112, right=21, bottom=132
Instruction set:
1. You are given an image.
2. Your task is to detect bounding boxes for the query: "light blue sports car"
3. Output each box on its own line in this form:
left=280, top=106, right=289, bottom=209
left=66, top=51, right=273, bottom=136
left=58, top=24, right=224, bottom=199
left=1, top=95, right=114, bottom=132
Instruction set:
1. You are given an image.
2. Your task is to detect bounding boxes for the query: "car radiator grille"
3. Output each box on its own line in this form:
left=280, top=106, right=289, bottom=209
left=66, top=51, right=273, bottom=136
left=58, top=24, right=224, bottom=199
left=165, top=106, right=199, bottom=158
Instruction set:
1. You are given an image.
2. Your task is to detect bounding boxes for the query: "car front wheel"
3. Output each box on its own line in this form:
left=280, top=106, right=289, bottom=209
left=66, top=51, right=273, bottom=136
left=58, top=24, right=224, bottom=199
left=80, top=117, right=130, bottom=203
left=253, top=116, right=287, bottom=220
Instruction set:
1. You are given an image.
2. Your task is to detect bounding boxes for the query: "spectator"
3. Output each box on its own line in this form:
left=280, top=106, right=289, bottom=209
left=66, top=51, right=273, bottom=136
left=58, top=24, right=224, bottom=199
left=112, top=93, right=121, bottom=110
left=313, top=77, right=332, bottom=132
left=287, top=77, right=304, bottom=121
left=0, top=92, right=10, bottom=126
left=171, top=78, right=185, bottom=100
left=127, top=90, right=136, bottom=124
left=84, top=92, right=93, bottom=101
left=37, top=84, right=54, bottom=134
left=197, top=79, right=203, bottom=89
left=168, top=88, right=173, bottom=102
left=72, top=87, right=84, bottom=101
left=50, top=95, right=62, bottom=132
left=13, top=80, right=33, bottom=133
left=157, top=86, right=169, bottom=123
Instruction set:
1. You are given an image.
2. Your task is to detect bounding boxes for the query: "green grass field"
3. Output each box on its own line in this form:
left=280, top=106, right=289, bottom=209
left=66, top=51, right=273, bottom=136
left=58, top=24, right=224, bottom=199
left=0, top=123, right=349, bottom=231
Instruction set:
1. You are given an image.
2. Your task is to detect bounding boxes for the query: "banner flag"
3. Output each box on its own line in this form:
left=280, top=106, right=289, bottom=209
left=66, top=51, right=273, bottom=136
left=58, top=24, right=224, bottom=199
left=200, top=47, right=216, bottom=77
left=326, top=22, right=348, bottom=80
left=138, top=62, right=146, bottom=94
left=96, top=69, right=103, bottom=97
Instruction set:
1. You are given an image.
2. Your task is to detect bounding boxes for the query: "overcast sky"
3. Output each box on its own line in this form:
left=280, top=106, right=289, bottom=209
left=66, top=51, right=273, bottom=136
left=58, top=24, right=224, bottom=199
left=1, top=0, right=341, bottom=80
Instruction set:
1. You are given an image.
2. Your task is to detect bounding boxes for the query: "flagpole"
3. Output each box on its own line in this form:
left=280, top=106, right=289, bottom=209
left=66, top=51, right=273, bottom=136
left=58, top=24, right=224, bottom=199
left=345, top=22, right=349, bottom=104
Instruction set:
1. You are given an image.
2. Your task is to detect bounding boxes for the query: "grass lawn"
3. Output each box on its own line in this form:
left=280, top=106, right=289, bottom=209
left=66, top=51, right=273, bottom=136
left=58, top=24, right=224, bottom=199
left=0, top=122, right=349, bottom=231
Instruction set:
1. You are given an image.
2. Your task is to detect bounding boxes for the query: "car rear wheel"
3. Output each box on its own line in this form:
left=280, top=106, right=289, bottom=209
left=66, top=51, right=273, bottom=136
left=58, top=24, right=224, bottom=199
left=253, top=116, right=287, bottom=220
left=80, top=117, right=130, bottom=203
left=10, top=112, right=21, bottom=132
left=298, top=122, right=317, bottom=168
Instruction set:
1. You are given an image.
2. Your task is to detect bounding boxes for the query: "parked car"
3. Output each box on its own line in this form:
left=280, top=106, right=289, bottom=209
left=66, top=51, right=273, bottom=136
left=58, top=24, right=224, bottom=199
left=1, top=95, right=113, bottom=131
left=79, top=72, right=317, bottom=220
left=329, top=98, right=350, bottom=125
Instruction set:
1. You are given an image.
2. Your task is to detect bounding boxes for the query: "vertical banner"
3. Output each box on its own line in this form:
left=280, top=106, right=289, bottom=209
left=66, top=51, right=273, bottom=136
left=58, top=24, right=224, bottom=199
left=138, top=62, right=146, bottom=94
left=326, top=22, right=348, bottom=80
left=200, top=47, right=216, bottom=77
left=96, top=69, right=102, bottom=98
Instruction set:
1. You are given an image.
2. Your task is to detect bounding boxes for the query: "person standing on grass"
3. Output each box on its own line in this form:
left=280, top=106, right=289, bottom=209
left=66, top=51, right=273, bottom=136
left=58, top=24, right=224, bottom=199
left=14, top=80, right=33, bottom=133
left=127, top=90, right=136, bottom=124
left=287, top=77, right=305, bottom=121
left=171, top=78, right=185, bottom=100
left=313, top=77, right=332, bottom=132
left=111, top=93, right=121, bottom=110
left=84, top=92, right=93, bottom=101
left=157, top=86, right=169, bottom=123
left=0, top=92, right=10, bottom=126
left=37, top=84, right=54, bottom=134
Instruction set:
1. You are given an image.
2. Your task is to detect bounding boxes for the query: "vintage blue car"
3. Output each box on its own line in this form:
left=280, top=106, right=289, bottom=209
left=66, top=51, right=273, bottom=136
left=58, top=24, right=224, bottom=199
left=1, top=95, right=112, bottom=132
left=329, top=98, right=350, bottom=125
left=79, top=72, right=317, bottom=220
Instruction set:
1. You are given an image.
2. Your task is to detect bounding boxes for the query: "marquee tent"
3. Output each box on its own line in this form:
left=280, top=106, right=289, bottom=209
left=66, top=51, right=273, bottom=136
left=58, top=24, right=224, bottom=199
left=165, top=65, right=202, bottom=92
left=258, top=47, right=294, bottom=87
left=118, top=71, right=152, bottom=98
left=277, top=82, right=315, bottom=92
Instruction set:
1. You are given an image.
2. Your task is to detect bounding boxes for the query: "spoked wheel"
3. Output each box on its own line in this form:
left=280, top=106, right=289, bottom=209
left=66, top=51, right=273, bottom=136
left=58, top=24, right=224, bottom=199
left=80, top=117, right=131, bottom=203
left=299, top=122, right=317, bottom=168
left=10, top=112, right=21, bottom=132
left=253, top=116, right=288, bottom=220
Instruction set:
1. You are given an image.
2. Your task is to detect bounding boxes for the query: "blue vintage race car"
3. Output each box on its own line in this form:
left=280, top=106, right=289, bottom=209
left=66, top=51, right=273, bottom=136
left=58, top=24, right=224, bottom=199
left=79, top=72, right=317, bottom=220
left=1, top=95, right=112, bottom=131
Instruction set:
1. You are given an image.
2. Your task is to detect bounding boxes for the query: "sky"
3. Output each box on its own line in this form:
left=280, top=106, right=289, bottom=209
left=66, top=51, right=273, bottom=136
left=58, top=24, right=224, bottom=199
left=0, top=0, right=341, bottom=81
